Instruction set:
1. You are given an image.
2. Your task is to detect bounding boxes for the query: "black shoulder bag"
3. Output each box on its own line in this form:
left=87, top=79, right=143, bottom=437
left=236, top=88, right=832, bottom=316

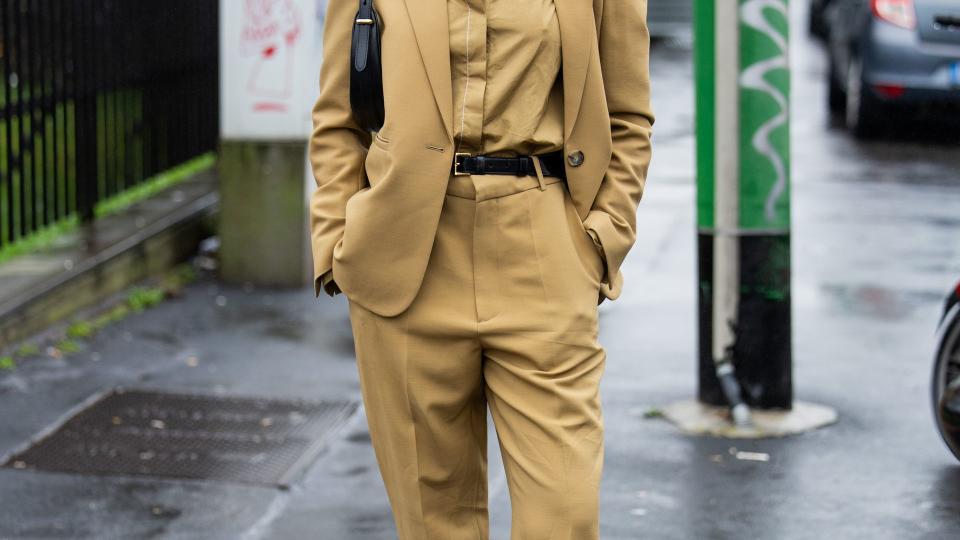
left=350, top=0, right=385, bottom=132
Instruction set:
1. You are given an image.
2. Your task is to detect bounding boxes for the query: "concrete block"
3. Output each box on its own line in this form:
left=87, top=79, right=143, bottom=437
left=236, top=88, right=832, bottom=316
left=218, top=140, right=312, bottom=288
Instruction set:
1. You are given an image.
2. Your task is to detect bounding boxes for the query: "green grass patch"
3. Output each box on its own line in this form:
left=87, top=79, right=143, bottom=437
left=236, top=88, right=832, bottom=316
left=93, top=303, right=130, bottom=329
left=643, top=407, right=665, bottom=419
left=159, top=262, right=198, bottom=294
left=108, top=303, right=131, bottom=322
left=66, top=320, right=95, bottom=340
left=16, top=342, right=40, bottom=357
left=56, top=339, right=80, bottom=354
left=0, top=215, right=79, bottom=265
left=0, top=356, right=14, bottom=370
left=127, top=287, right=166, bottom=312
left=94, top=153, right=215, bottom=219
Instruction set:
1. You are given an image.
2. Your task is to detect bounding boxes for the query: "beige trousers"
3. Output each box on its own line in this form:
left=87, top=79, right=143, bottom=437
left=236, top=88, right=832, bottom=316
left=346, top=170, right=607, bottom=540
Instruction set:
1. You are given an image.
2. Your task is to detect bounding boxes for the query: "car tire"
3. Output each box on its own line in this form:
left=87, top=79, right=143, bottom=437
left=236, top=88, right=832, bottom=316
left=845, top=55, right=881, bottom=139
left=932, top=306, right=960, bottom=462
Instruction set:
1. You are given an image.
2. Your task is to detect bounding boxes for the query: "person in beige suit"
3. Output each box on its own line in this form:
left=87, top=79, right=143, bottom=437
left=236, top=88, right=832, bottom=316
left=309, top=0, right=653, bottom=537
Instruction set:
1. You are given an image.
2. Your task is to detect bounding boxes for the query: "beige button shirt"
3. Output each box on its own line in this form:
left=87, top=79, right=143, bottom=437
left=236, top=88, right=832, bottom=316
left=447, top=0, right=564, bottom=157
left=321, top=0, right=598, bottom=296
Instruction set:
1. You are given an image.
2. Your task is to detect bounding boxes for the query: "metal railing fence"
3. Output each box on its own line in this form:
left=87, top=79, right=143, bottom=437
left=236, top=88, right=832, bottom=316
left=0, top=0, right=218, bottom=250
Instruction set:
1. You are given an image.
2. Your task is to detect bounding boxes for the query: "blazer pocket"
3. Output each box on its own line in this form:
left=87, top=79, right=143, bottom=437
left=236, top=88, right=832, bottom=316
left=364, top=135, right=394, bottom=188
left=335, top=185, right=373, bottom=267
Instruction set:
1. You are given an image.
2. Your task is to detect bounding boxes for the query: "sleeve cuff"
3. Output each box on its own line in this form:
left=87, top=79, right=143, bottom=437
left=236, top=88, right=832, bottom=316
left=583, top=210, right=628, bottom=301
left=585, top=227, right=609, bottom=284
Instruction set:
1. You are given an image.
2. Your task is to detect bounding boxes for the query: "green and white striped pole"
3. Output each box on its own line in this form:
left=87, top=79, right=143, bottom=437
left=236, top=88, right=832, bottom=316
left=695, top=0, right=793, bottom=410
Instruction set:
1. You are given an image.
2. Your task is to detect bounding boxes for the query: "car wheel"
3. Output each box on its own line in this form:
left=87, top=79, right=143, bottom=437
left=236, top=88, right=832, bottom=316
left=932, top=306, right=960, bottom=462
left=827, top=56, right=846, bottom=116
left=845, top=55, right=880, bottom=139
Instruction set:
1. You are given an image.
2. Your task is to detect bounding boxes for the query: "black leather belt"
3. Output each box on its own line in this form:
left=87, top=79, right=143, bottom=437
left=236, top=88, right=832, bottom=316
left=452, top=150, right=566, bottom=179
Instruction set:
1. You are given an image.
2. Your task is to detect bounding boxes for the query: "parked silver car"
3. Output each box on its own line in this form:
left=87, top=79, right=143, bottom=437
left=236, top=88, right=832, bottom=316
left=826, top=0, right=960, bottom=137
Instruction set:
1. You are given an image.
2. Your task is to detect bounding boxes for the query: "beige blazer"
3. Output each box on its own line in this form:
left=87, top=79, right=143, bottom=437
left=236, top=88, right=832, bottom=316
left=309, top=0, right=654, bottom=317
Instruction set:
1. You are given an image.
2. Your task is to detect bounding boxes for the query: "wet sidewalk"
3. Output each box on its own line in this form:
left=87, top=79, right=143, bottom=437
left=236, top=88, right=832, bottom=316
left=1, top=150, right=958, bottom=538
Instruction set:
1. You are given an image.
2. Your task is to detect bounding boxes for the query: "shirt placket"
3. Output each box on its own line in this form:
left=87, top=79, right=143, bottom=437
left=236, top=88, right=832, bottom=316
left=455, top=0, right=488, bottom=155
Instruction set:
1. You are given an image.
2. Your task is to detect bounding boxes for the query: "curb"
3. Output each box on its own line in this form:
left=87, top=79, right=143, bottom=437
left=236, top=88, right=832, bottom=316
left=0, top=173, right=219, bottom=349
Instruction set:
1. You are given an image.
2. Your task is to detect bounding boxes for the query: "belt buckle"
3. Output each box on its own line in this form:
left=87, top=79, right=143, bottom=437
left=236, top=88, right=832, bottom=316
left=454, top=152, right=472, bottom=176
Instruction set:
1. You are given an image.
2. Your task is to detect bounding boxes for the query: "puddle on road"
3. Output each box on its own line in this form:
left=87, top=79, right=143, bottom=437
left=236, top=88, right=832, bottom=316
left=820, top=283, right=945, bottom=321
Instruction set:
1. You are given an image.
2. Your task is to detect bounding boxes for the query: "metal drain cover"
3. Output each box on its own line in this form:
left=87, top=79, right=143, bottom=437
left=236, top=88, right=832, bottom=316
left=1, top=388, right=358, bottom=487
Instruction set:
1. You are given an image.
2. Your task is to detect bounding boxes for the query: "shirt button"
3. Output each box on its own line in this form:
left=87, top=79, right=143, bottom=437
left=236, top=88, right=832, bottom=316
left=567, top=150, right=584, bottom=167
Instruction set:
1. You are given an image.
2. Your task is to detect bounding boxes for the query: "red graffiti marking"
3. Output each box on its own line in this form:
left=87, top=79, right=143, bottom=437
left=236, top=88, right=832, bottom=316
left=239, top=0, right=301, bottom=108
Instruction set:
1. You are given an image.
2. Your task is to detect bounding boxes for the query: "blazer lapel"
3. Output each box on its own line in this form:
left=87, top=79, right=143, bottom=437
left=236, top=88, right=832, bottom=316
left=402, top=0, right=590, bottom=145
left=402, top=0, right=454, bottom=143
left=554, top=0, right=592, bottom=141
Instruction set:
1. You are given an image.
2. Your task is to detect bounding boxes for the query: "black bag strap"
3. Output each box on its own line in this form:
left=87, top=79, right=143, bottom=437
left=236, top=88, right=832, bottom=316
left=350, top=0, right=385, bottom=131
left=353, top=0, right=374, bottom=71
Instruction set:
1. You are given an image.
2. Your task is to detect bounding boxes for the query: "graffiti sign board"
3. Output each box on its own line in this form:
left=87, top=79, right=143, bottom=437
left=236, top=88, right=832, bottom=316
left=220, top=0, right=327, bottom=140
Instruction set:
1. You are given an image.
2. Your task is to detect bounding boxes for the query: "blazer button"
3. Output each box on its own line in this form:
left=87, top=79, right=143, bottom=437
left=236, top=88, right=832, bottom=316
left=567, top=150, right=584, bottom=167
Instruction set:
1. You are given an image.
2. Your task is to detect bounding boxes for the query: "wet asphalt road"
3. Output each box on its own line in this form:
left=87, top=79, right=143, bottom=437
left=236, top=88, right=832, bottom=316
left=2, top=4, right=960, bottom=539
